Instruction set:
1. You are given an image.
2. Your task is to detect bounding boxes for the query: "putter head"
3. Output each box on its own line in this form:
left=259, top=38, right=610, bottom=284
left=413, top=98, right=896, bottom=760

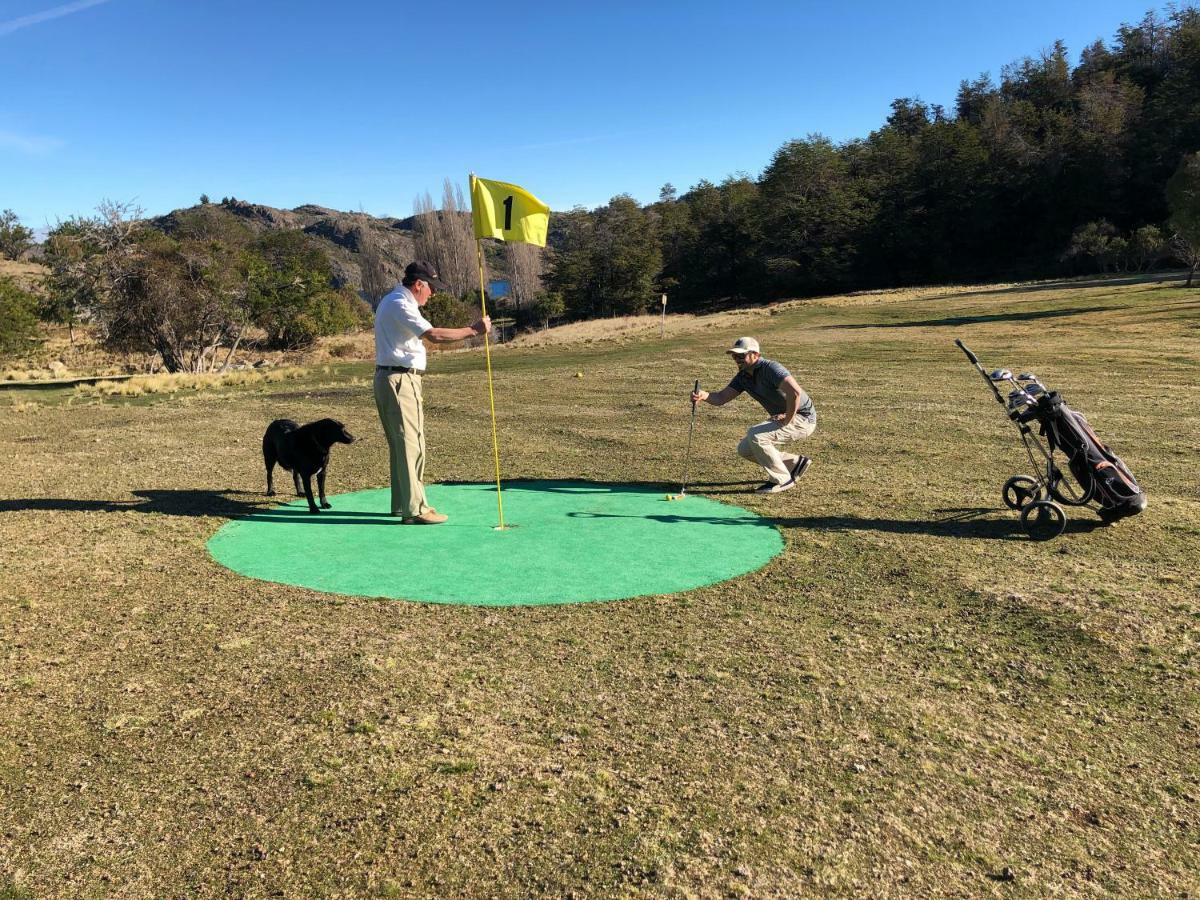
left=1017, top=373, right=1038, bottom=382
left=989, top=368, right=1013, bottom=382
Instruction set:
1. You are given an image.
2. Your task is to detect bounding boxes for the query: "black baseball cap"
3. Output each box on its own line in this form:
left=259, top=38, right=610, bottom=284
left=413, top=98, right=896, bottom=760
left=404, top=260, right=448, bottom=292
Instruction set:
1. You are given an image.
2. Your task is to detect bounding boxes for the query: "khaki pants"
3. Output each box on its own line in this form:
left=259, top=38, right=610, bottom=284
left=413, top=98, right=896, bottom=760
left=737, top=415, right=817, bottom=485
left=373, top=370, right=431, bottom=518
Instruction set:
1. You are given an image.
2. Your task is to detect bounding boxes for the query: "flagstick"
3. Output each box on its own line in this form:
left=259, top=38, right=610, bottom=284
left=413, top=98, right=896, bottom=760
left=476, top=238, right=506, bottom=529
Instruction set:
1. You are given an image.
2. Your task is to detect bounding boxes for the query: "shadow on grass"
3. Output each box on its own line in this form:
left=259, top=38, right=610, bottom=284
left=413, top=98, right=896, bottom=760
left=561, top=504, right=1107, bottom=539
left=0, top=489, right=416, bottom=525
left=0, top=480, right=685, bottom=524
left=941, top=271, right=1190, bottom=298
left=566, top=511, right=775, bottom=527
left=822, top=305, right=1122, bottom=331
left=772, top=506, right=1105, bottom=540
left=0, top=489, right=270, bottom=518
left=0, top=487, right=1110, bottom=539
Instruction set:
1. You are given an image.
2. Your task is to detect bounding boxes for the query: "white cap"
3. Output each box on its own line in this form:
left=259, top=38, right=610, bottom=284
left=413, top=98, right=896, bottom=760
left=726, top=337, right=760, bottom=355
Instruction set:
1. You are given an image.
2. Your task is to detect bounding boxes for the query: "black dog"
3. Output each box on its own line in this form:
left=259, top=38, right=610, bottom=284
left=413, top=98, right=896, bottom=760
left=263, top=418, right=355, bottom=513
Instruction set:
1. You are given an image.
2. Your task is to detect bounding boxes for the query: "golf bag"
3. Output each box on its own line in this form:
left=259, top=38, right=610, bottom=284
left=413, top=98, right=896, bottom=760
left=1036, top=392, right=1147, bottom=522
left=955, top=339, right=1147, bottom=540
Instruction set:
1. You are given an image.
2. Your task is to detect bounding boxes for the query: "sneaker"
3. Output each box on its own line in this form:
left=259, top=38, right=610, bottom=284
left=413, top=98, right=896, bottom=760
left=754, top=479, right=796, bottom=494
left=402, top=511, right=448, bottom=525
left=790, top=456, right=812, bottom=481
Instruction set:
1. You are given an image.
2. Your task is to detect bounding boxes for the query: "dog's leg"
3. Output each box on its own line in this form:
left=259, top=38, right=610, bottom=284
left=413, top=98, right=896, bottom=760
left=318, top=468, right=331, bottom=509
left=301, top=474, right=320, bottom=513
left=264, top=447, right=277, bottom=496
left=293, top=470, right=303, bottom=497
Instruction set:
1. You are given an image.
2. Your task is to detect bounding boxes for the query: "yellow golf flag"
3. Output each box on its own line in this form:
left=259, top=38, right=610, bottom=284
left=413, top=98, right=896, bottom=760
left=471, top=174, right=550, bottom=247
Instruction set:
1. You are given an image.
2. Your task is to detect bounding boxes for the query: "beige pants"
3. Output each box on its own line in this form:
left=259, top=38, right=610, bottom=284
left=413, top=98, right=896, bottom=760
left=737, top=415, right=817, bottom=484
left=373, top=370, right=431, bottom=518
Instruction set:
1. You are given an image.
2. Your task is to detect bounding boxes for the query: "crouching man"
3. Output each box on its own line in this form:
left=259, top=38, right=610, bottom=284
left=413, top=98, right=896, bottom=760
left=690, top=337, right=817, bottom=494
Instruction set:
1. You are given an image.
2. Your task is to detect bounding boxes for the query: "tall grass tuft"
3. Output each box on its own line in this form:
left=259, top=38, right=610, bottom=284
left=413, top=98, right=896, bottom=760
left=74, top=367, right=306, bottom=398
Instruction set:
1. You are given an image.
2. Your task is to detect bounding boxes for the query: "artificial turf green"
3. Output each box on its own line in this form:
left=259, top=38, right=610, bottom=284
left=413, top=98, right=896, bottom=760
left=207, top=479, right=784, bottom=606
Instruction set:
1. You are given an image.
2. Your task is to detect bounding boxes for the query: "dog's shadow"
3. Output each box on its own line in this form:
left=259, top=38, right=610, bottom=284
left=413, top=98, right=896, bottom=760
left=0, top=489, right=274, bottom=519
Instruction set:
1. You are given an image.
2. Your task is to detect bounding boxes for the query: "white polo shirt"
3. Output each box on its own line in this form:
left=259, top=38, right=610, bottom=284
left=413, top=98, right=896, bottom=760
left=374, top=284, right=433, bottom=369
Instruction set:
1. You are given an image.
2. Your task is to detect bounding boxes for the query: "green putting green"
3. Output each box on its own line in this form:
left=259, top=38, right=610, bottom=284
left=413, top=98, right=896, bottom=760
left=207, top=480, right=784, bottom=606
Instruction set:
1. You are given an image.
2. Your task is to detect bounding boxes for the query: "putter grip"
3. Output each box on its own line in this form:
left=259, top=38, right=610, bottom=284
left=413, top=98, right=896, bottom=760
left=692, top=378, right=700, bottom=408
left=955, top=339, right=979, bottom=365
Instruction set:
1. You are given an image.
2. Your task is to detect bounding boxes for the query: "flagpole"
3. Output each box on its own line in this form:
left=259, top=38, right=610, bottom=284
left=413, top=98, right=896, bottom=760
left=476, top=234, right=506, bottom=529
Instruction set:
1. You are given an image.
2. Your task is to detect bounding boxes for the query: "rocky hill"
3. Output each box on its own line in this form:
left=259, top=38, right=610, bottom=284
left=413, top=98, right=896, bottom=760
left=150, top=199, right=424, bottom=293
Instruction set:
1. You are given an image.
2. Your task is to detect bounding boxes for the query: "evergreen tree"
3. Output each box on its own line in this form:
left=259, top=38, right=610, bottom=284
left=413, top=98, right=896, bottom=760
left=0, top=276, right=40, bottom=357
left=0, top=209, right=34, bottom=260
left=1167, top=151, right=1200, bottom=286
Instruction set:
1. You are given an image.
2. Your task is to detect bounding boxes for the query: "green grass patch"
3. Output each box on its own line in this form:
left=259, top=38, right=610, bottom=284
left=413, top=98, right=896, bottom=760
left=0, top=275, right=1198, bottom=894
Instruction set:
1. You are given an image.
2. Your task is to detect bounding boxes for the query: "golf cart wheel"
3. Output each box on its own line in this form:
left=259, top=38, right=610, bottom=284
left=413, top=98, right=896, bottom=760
left=1047, top=462, right=1094, bottom=507
left=1002, top=476, right=1042, bottom=510
left=1020, top=500, right=1067, bottom=541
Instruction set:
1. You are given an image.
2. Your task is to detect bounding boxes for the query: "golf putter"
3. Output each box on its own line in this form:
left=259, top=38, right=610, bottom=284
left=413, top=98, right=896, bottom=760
left=679, top=379, right=699, bottom=497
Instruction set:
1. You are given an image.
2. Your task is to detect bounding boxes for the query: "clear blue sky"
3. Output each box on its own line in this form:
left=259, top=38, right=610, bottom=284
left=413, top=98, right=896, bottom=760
left=0, top=0, right=1162, bottom=230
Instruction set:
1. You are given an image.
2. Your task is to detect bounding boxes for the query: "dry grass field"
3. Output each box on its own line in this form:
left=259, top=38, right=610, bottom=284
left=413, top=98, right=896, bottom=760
left=1, top=275, right=1198, bottom=896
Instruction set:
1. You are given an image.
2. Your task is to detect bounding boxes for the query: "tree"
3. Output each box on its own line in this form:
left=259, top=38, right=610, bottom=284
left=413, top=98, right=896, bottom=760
left=955, top=74, right=997, bottom=125
left=530, top=291, right=564, bottom=328
left=356, top=220, right=393, bottom=309
left=1129, top=225, right=1165, bottom=271
left=1167, top=151, right=1200, bottom=286
left=0, top=276, right=40, bottom=358
left=1061, top=220, right=1122, bottom=272
left=503, top=240, right=544, bottom=310
left=43, top=200, right=248, bottom=371
left=758, top=136, right=863, bottom=294
left=651, top=182, right=694, bottom=300
left=544, top=207, right=595, bottom=318
left=412, top=180, right=476, bottom=297
left=40, top=218, right=97, bottom=343
left=1171, top=232, right=1200, bottom=287
left=423, top=292, right=473, bottom=329
left=40, top=201, right=365, bottom=369
left=168, top=203, right=254, bottom=247
left=556, top=196, right=661, bottom=318
left=244, top=231, right=364, bottom=349
left=0, top=209, right=34, bottom=260
left=660, top=177, right=763, bottom=306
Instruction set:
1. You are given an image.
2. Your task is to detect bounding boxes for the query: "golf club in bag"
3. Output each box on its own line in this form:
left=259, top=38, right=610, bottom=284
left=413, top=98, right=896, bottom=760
left=955, top=339, right=1147, bottom=540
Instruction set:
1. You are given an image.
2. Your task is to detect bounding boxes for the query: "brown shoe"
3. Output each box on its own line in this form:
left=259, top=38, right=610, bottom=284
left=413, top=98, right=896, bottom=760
left=402, top=511, right=448, bottom=525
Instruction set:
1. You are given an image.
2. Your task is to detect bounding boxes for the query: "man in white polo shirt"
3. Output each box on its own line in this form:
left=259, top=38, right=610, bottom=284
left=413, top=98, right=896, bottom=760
left=374, top=261, right=491, bottom=524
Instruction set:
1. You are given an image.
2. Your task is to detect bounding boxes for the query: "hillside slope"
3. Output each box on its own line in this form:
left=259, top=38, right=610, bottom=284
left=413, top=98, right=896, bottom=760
left=150, top=200, right=419, bottom=292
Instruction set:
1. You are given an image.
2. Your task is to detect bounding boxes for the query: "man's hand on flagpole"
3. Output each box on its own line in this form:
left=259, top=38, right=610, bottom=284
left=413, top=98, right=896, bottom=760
left=472, top=316, right=493, bottom=336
